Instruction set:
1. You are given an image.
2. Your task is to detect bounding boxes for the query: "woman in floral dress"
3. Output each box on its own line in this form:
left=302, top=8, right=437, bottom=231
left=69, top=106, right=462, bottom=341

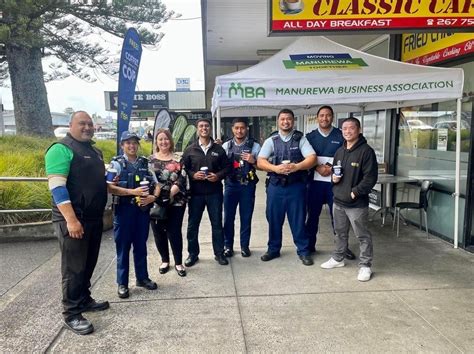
left=149, top=129, right=188, bottom=277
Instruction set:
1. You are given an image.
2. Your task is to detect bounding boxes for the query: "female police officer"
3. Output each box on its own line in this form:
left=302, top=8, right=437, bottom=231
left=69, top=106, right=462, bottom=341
left=107, top=131, right=158, bottom=298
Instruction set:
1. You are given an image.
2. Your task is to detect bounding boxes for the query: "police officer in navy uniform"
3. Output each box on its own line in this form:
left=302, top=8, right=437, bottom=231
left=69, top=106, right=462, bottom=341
left=257, top=108, right=317, bottom=265
left=222, top=117, right=261, bottom=258
left=108, top=131, right=158, bottom=299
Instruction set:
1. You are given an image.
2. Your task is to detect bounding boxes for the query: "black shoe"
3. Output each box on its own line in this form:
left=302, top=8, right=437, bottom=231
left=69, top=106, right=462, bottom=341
left=118, top=285, right=129, bottom=299
left=214, top=255, right=229, bottom=265
left=159, top=264, right=170, bottom=274
left=223, top=247, right=234, bottom=257
left=260, top=252, right=280, bottom=262
left=185, top=256, right=199, bottom=267
left=136, top=278, right=158, bottom=290
left=241, top=247, right=251, bottom=257
left=81, top=299, right=110, bottom=312
left=175, top=265, right=187, bottom=277
left=299, top=255, right=314, bottom=266
left=64, top=315, right=94, bottom=335
left=345, top=248, right=356, bottom=260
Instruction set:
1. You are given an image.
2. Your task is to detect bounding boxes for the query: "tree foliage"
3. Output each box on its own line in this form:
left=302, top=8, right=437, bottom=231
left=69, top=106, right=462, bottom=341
left=0, top=0, right=175, bottom=82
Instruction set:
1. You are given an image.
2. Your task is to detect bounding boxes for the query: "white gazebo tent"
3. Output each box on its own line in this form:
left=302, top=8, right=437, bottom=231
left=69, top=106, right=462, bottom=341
left=211, top=36, right=464, bottom=247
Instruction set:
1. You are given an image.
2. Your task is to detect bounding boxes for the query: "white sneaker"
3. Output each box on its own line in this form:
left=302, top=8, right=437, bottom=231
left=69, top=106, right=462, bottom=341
left=320, top=257, right=345, bottom=269
left=358, top=267, right=372, bottom=282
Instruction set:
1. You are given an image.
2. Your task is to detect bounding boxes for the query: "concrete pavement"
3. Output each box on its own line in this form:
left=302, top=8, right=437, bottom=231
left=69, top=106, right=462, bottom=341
left=1, top=180, right=474, bottom=353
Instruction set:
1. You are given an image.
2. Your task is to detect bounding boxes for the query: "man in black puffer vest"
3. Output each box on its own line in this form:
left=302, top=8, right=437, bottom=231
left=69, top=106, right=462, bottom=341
left=45, top=111, right=109, bottom=335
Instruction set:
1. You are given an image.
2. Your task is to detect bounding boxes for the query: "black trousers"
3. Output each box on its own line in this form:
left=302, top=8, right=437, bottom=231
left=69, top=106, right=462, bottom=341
left=186, top=193, right=225, bottom=257
left=54, top=219, right=103, bottom=320
left=151, top=205, right=186, bottom=265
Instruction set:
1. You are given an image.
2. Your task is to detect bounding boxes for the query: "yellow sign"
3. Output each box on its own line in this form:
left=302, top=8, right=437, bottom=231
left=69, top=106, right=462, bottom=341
left=270, top=0, right=474, bottom=34
left=401, top=33, right=474, bottom=65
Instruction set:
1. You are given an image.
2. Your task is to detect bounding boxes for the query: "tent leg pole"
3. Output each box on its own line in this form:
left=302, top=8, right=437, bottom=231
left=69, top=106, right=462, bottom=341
left=360, top=107, right=365, bottom=130
left=212, top=113, right=216, bottom=139
left=453, top=98, right=461, bottom=249
left=217, top=107, right=222, bottom=140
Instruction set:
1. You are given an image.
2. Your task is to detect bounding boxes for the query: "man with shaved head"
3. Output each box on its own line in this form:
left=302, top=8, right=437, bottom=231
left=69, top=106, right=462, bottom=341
left=45, top=111, right=109, bottom=335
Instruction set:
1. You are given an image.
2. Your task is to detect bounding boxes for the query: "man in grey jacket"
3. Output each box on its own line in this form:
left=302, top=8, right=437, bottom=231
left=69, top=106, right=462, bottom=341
left=320, top=117, right=378, bottom=282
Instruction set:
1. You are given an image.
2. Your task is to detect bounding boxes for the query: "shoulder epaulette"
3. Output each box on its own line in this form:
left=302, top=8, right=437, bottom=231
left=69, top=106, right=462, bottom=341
left=246, top=138, right=255, bottom=148
left=112, top=155, right=124, bottom=162
left=270, top=131, right=279, bottom=138
left=293, top=130, right=303, bottom=141
left=226, top=138, right=234, bottom=150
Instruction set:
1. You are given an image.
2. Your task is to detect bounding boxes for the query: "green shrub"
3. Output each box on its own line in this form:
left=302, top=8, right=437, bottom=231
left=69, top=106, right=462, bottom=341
left=0, top=136, right=153, bottom=225
left=447, top=129, right=470, bottom=152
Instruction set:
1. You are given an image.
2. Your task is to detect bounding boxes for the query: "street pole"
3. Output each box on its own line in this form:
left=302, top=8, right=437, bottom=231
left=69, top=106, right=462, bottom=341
left=0, top=95, right=4, bottom=136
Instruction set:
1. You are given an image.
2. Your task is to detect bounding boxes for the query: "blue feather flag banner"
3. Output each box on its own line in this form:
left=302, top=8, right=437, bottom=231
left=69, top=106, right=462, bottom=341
left=116, top=28, right=142, bottom=154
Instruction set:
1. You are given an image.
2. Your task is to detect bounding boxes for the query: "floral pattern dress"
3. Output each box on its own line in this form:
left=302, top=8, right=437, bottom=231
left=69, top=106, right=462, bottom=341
left=149, top=155, right=188, bottom=207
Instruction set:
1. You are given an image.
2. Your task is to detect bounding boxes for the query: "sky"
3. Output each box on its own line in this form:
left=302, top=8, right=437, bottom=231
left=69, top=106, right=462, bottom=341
left=0, top=0, right=204, bottom=118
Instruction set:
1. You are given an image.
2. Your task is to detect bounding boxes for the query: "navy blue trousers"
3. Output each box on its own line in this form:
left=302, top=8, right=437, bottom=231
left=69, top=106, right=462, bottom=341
left=113, top=202, right=150, bottom=286
left=305, top=180, right=334, bottom=251
left=186, top=192, right=225, bottom=257
left=223, top=181, right=256, bottom=250
left=266, top=181, right=309, bottom=256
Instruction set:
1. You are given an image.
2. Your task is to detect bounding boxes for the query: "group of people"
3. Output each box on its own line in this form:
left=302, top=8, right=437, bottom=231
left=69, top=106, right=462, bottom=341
left=45, top=106, right=377, bottom=335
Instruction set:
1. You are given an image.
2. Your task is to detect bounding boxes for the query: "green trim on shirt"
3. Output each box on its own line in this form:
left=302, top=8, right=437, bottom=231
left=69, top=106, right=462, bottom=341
left=45, top=143, right=74, bottom=176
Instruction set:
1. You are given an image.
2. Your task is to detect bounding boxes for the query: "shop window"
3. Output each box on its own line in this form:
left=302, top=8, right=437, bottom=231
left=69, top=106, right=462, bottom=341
left=335, top=111, right=386, bottom=164
left=353, top=111, right=386, bottom=164
left=396, top=62, right=473, bottom=194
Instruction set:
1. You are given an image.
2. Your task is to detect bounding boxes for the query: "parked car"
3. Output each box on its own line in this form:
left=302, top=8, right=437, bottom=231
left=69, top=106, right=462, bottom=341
left=54, top=127, right=69, bottom=138
left=94, top=131, right=116, bottom=140
left=433, top=120, right=470, bottom=130
left=407, top=119, right=433, bottom=130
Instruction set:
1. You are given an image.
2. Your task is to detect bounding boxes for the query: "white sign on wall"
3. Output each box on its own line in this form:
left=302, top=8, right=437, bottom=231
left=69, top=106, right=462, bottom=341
left=176, top=78, right=190, bottom=92
left=437, top=128, right=448, bottom=151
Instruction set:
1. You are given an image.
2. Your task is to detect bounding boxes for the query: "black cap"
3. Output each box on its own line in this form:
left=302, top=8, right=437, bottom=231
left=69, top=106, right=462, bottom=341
left=120, top=131, right=141, bottom=142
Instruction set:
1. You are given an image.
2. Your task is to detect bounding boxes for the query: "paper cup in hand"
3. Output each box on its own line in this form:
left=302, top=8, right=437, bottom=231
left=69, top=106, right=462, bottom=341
left=106, top=168, right=117, bottom=184
left=140, top=180, right=150, bottom=194
left=281, top=160, right=291, bottom=164
left=333, top=165, right=343, bottom=177
left=200, top=166, right=209, bottom=177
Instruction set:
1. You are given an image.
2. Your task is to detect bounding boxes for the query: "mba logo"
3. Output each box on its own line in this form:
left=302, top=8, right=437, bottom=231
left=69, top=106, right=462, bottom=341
left=229, top=83, right=265, bottom=99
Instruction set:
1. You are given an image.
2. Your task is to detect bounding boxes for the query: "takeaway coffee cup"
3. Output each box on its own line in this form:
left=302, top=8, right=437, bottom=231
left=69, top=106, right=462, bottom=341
left=106, top=168, right=117, bottom=184
left=333, top=165, right=343, bottom=177
left=200, top=166, right=209, bottom=177
left=140, top=180, right=150, bottom=194
left=286, top=0, right=302, bottom=10
left=281, top=160, right=291, bottom=164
